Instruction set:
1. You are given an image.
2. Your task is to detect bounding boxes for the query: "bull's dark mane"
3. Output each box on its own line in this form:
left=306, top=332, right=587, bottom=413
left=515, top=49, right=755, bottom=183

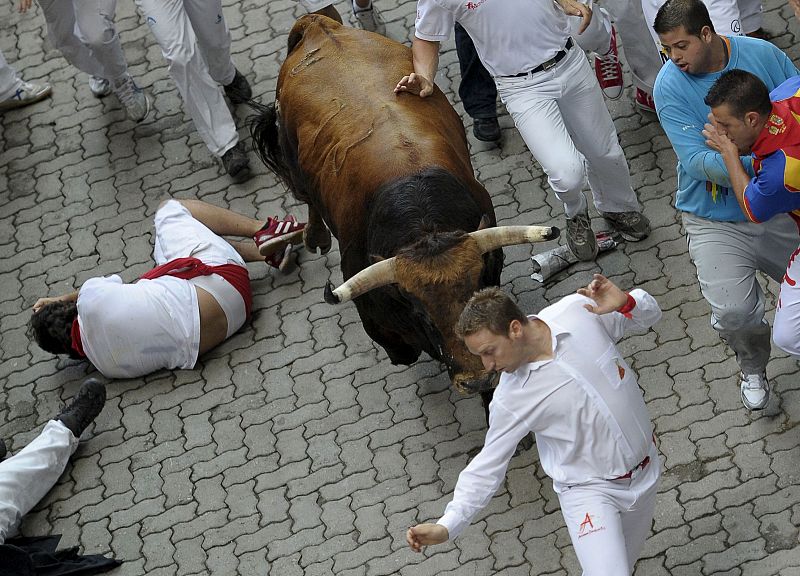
left=365, top=167, right=483, bottom=258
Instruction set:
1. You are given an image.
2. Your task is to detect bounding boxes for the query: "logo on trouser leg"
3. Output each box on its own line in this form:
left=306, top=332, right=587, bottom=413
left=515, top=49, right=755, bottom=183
left=578, top=513, right=606, bottom=538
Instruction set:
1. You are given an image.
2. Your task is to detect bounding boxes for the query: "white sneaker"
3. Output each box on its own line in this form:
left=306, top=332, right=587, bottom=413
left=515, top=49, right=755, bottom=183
left=0, top=80, right=52, bottom=111
left=740, top=372, right=770, bottom=411
left=89, top=75, right=112, bottom=98
left=350, top=0, right=386, bottom=35
left=113, top=74, right=152, bottom=122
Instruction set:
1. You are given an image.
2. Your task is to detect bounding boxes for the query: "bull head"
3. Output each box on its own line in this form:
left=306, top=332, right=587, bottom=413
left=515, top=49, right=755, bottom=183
left=324, top=225, right=560, bottom=392
left=323, top=225, right=559, bottom=304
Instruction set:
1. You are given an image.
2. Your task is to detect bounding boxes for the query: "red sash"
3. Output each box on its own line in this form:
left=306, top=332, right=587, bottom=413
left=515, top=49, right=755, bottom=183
left=71, top=258, right=253, bottom=358
left=139, top=257, right=253, bottom=318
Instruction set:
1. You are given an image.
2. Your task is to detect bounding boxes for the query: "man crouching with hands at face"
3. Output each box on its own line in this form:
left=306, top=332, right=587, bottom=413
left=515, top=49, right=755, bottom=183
left=407, top=275, right=662, bottom=575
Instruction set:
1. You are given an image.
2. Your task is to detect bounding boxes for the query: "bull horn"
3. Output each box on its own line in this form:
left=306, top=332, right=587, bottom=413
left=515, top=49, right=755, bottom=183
left=470, top=225, right=560, bottom=254
left=324, top=257, right=397, bottom=304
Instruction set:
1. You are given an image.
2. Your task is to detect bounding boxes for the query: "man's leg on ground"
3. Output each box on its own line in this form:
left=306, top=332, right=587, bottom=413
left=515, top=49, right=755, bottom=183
left=0, top=50, right=20, bottom=100
left=738, top=0, right=764, bottom=35
left=557, top=48, right=640, bottom=215
left=619, top=444, right=660, bottom=570
left=1, top=379, right=107, bottom=543
left=136, top=0, right=239, bottom=160
left=39, top=0, right=106, bottom=78
left=602, top=0, right=663, bottom=103
left=72, top=0, right=128, bottom=82
left=454, top=23, right=500, bottom=142
left=773, top=247, right=800, bottom=356
left=496, top=56, right=600, bottom=260
left=682, top=214, right=792, bottom=408
left=155, top=199, right=303, bottom=265
left=559, top=487, right=633, bottom=576
left=0, top=422, right=78, bottom=544
left=0, top=49, right=52, bottom=109
left=183, top=0, right=236, bottom=87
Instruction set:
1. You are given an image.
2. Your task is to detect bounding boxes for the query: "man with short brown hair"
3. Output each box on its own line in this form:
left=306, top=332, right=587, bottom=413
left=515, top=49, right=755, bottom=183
left=408, top=274, right=663, bottom=576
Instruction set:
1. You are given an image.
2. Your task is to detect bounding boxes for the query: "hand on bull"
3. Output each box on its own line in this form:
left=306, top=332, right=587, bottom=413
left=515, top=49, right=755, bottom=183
left=577, top=274, right=629, bottom=315
left=394, top=73, right=434, bottom=98
left=406, top=523, right=449, bottom=552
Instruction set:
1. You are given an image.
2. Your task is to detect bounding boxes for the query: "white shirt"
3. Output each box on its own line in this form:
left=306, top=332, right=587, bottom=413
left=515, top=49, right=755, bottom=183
left=438, top=290, right=662, bottom=538
left=77, top=274, right=200, bottom=379
left=414, top=0, right=572, bottom=77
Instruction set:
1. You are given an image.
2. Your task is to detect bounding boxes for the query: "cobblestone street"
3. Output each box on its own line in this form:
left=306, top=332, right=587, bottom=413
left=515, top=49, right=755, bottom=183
left=1, top=0, right=799, bottom=574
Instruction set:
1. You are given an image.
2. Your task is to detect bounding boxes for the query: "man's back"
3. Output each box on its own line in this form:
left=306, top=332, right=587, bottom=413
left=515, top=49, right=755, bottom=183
left=77, top=274, right=201, bottom=379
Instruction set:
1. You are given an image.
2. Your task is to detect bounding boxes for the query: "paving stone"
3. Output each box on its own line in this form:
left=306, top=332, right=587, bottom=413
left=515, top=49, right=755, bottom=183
left=3, top=2, right=800, bottom=574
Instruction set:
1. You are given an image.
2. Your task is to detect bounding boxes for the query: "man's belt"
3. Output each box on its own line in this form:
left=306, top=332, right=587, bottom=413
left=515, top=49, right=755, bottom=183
left=503, top=38, right=574, bottom=78
left=611, top=455, right=651, bottom=481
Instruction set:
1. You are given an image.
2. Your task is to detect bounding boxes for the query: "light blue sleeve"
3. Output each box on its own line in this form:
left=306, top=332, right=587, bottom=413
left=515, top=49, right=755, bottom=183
left=656, top=80, right=754, bottom=187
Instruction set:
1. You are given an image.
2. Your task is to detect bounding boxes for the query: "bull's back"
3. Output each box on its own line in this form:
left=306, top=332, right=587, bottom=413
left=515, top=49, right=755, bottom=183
left=277, top=16, right=485, bottom=241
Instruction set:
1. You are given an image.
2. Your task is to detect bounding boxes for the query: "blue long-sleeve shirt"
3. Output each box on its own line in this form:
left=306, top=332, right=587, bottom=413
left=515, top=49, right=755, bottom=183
left=654, top=36, right=798, bottom=221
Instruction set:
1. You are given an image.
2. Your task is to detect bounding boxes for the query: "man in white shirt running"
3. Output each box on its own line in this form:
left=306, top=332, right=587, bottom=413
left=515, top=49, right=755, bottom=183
left=407, top=274, right=662, bottom=576
left=395, top=0, right=651, bottom=262
left=28, top=199, right=305, bottom=379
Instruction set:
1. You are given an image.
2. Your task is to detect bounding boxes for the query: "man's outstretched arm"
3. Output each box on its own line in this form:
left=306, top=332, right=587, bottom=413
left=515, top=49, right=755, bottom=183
left=33, top=291, right=79, bottom=314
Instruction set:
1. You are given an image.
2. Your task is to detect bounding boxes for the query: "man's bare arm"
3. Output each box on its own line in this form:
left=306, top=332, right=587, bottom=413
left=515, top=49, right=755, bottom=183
left=33, top=290, right=79, bottom=314
left=394, top=37, right=440, bottom=98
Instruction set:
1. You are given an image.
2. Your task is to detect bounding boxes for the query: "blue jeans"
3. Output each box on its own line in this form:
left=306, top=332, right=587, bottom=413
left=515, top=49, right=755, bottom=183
left=454, top=23, right=497, bottom=120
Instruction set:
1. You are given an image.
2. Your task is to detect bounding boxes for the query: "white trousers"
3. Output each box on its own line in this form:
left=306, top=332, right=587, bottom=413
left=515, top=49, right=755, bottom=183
left=0, top=421, right=77, bottom=545
left=135, top=0, right=238, bottom=157
left=774, top=245, right=800, bottom=356
left=557, top=443, right=661, bottom=576
left=38, top=0, right=129, bottom=83
left=571, top=0, right=663, bottom=93
left=641, top=0, right=763, bottom=49
left=682, top=212, right=799, bottom=374
left=495, top=46, right=640, bottom=218
left=0, top=50, right=22, bottom=101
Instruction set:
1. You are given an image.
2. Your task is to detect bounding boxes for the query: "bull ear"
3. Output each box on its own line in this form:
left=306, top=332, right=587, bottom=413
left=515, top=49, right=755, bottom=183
left=477, top=214, right=493, bottom=231
left=368, top=254, right=385, bottom=265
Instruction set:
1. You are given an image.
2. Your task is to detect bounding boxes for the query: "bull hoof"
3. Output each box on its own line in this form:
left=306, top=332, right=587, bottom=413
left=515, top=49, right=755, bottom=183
left=303, top=227, right=333, bottom=255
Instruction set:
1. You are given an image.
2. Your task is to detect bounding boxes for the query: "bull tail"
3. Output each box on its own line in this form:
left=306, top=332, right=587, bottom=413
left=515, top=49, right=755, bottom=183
left=247, top=100, right=293, bottom=187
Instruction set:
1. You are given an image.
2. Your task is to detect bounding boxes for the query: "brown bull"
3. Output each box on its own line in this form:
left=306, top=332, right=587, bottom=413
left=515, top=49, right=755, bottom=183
left=250, top=15, right=559, bottom=396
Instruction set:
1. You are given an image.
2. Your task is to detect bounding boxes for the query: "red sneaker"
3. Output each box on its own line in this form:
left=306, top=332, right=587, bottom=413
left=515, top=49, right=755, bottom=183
left=253, top=215, right=306, bottom=256
left=265, top=243, right=294, bottom=272
left=635, top=88, right=656, bottom=114
left=595, top=26, right=623, bottom=100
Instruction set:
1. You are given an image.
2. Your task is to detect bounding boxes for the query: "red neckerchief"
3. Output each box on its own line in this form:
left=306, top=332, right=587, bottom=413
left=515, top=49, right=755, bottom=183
left=71, top=317, right=86, bottom=358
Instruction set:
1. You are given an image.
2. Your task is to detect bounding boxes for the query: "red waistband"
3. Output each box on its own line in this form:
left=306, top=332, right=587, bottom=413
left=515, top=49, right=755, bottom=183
left=612, top=455, right=651, bottom=481
left=140, top=257, right=252, bottom=318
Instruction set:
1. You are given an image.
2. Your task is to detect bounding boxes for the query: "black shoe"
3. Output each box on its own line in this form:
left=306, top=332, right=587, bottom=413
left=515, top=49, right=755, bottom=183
left=56, top=378, right=106, bottom=438
left=473, top=117, right=501, bottom=142
left=224, top=69, right=252, bottom=105
left=0, top=439, right=6, bottom=460
left=221, top=141, right=252, bottom=182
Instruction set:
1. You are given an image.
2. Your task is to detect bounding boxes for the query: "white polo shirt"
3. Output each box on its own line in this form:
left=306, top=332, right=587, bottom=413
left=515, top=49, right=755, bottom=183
left=438, top=290, right=662, bottom=539
left=414, top=0, right=572, bottom=77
